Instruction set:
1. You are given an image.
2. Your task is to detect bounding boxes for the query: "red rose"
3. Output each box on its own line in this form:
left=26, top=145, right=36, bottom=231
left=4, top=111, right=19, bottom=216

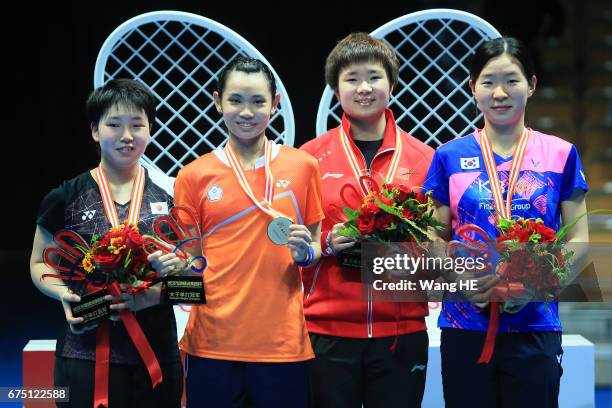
left=94, top=252, right=123, bottom=272
left=363, top=200, right=381, bottom=215
left=402, top=208, right=415, bottom=220
left=357, top=213, right=375, bottom=234
left=126, top=227, right=144, bottom=249
left=379, top=195, right=394, bottom=207
left=535, top=223, right=556, bottom=243
left=374, top=213, right=395, bottom=231
left=393, top=183, right=412, bottom=202
left=514, top=226, right=531, bottom=243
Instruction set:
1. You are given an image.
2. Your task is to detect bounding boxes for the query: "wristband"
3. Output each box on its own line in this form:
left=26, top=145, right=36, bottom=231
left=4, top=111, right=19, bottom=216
left=296, top=245, right=315, bottom=267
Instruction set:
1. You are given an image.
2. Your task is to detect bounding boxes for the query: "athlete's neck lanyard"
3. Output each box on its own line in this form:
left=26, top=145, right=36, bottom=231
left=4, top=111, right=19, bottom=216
left=95, top=164, right=145, bottom=227
left=224, top=138, right=289, bottom=220
left=340, top=109, right=403, bottom=197
left=479, top=127, right=530, bottom=220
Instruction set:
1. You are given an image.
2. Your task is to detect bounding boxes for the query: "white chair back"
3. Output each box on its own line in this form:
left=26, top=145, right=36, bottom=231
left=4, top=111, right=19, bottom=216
left=316, top=9, right=500, bottom=146
left=95, top=10, right=295, bottom=176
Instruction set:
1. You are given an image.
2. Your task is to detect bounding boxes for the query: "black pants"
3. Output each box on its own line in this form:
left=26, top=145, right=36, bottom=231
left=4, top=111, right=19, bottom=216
left=184, top=355, right=308, bottom=408
left=308, top=331, right=428, bottom=408
left=441, top=329, right=563, bottom=408
left=54, top=356, right=183, bottom=408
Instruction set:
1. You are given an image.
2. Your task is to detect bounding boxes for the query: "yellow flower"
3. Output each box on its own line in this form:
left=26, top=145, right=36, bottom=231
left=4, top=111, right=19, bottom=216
left=110, top=236, right=124, bottom=248
left=82, top=252, right=95, bottom=273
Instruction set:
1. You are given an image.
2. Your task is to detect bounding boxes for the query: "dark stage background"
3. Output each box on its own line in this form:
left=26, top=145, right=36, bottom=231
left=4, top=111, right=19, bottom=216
left=4, top=0, right=459, bottom=385
left=4, top=2, right=609, bottom=406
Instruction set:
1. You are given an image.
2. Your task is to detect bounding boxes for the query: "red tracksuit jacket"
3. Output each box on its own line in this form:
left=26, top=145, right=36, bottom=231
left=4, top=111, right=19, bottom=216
left=300, top=110, right=435, bottom=338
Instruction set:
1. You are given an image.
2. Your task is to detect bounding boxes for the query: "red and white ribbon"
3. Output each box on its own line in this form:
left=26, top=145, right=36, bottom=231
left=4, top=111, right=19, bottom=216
left=92, top=164, right=160, bottom=407
left=95, top=164, right=145, bottom=227
left=224, top=138, right=288, bottom=220
left=479, top=127, right=530, bottom=220
left=339, top=109, right=403, bottom=197
left=477, top=127, right=531, bottom=364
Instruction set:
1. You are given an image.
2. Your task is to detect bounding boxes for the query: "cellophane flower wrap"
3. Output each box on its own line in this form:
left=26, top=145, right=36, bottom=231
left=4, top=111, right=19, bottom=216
left=338, top=182, right=445, bottom=244
left=81, top=222, right=159, bottom=293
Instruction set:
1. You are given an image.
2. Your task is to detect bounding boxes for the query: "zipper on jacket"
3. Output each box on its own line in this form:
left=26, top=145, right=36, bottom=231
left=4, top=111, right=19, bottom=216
left=355, top=145, right=395, bottom=339
left=306, top=260, right=323, bottom=300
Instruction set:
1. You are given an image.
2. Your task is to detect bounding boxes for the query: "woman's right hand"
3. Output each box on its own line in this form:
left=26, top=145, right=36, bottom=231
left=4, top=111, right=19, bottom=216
left=328, top=223, right=357, bottom=253
left=60, top=290, right=97, bottom=334
left=147, top=250, right=186, bottom=277
left=455, top=271, right=499, bottom=308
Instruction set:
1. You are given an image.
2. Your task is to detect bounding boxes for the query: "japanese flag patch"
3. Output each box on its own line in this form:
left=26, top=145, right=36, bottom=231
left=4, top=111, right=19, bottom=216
left=150, top=202, right=169, bottom=215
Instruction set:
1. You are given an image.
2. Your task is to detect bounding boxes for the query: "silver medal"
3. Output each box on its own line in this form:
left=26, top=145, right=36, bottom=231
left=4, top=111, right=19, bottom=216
left=267, top=217, right=293, bottom=245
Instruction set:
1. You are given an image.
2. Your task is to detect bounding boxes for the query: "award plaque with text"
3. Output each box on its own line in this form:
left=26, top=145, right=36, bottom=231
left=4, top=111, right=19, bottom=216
left=71, top=289, right=110, bottom=328
left=162, top=276, right=206, bottom=304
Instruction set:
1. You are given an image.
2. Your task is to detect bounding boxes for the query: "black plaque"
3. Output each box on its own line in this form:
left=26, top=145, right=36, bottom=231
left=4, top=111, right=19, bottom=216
left=337, top=242, right=362, bottom=269
left=71, top=289, right=110, bottom=328
left=162, top=276, right=206, bottom=304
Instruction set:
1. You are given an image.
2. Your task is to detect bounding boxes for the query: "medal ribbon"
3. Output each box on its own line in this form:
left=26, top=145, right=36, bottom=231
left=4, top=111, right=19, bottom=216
left=92, top=164, right=162, bottom=407
left=477, top=127, right=530, bottom=364
left=224, top=138, right=288, bottom=220
left=339, top=109, right=403, bottom=197
left=479, top=127, right=530, bottom=220
left=95, top=164, right=146, bottom=227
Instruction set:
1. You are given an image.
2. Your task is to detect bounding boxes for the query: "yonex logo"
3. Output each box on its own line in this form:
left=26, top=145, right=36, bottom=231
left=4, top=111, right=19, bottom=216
left=276, top=179, right=291, bottom=188
left=556, top=354, right=562, bottom=364
left=81, top=210, right=96, bottom=221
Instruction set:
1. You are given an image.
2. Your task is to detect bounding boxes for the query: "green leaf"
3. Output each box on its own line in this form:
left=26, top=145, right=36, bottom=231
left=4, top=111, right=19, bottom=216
left=123, top=250, right=132, bottom=268
left=555, top=209, right=611, bottom=243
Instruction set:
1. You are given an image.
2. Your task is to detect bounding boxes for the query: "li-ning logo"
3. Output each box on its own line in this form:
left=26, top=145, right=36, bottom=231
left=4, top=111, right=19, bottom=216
left=81, top=210, right=96, bottom=221
left=322, top=172, right=344, bottom=180
left=460, top=157, right=480, bottom=170
left=411, top=364, right=426, bottom=372
left=276, top=179, right=291, bottom=188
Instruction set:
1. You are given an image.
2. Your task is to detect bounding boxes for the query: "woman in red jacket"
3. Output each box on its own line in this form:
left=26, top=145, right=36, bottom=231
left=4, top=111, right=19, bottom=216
left=300, top=32, right=434, bottom=408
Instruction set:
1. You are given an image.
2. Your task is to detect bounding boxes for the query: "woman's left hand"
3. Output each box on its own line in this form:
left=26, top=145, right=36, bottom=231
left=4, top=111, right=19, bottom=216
left=105, top=291, right=138, bottom=318
left=287, top=224, right=312, bottom=263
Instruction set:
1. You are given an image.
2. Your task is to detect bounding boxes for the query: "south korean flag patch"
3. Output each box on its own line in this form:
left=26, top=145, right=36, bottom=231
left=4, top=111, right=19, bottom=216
left=460, top=157, right=480, bottom=170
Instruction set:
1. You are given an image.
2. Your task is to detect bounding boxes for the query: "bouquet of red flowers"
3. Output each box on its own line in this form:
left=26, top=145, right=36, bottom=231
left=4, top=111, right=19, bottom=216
left=459, top=213, right=594, bottom=364
left=334, top=177, right=445, bottom=270
left=81, top=222, right=160, bottom=293
left=494, top=217, right=572, bottom=303
left=338, top=180, right=445, bottom=244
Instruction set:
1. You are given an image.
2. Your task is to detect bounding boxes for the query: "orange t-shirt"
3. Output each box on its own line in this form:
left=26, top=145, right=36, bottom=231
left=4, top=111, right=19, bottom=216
left=174, top=142, right=324, bottom=362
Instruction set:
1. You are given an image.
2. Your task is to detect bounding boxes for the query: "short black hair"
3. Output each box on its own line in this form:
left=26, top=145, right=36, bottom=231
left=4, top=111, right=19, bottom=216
left=325, top=32, right=399, bottom=91
left=86, top=78, right=157, bottom=126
